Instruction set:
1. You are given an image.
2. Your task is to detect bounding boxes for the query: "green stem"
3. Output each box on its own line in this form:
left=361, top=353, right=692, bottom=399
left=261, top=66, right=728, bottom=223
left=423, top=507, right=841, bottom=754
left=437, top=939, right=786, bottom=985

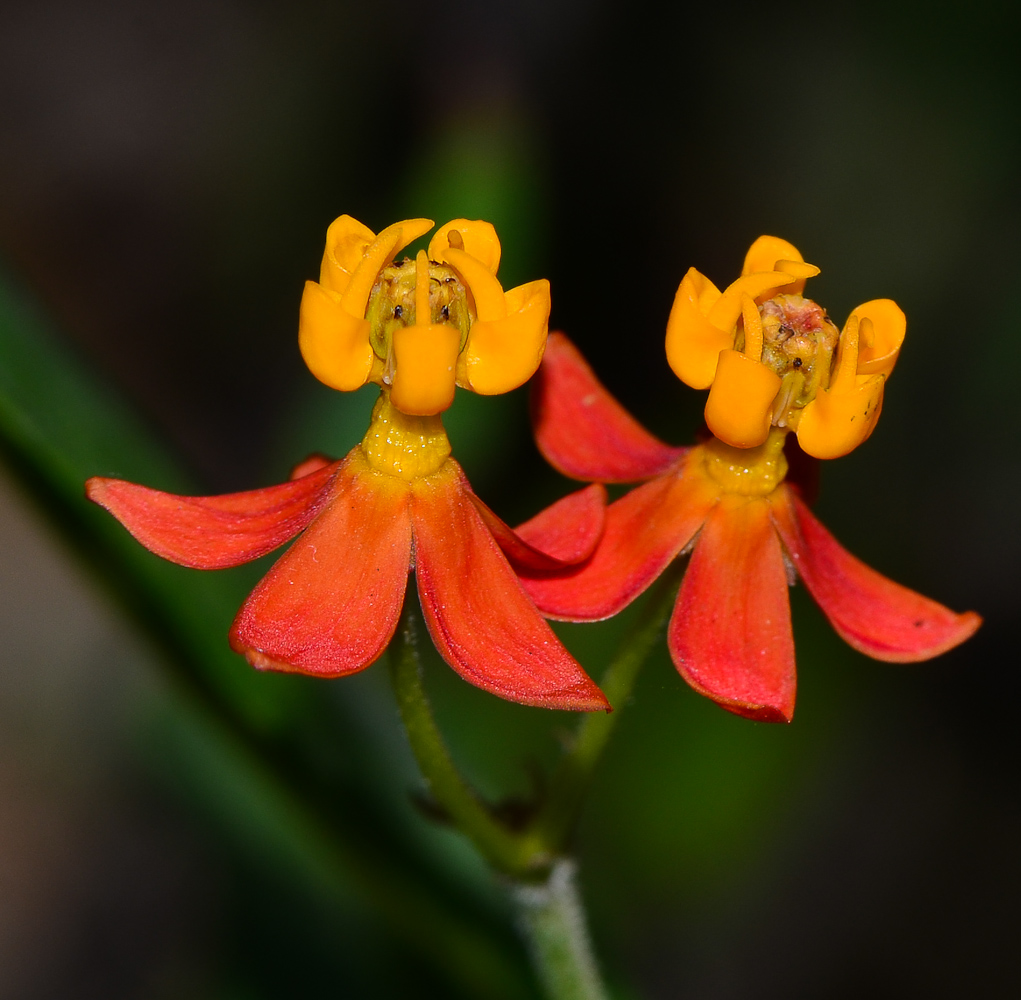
left=512, top=859, right=610, bottom=1000
left=388, top=583, right=534, bottom=877
left=529, top=566, right=681, bottom=854
left=388, top=589, right=614, bottom=998
left=389, top=575, right=676, bottom=999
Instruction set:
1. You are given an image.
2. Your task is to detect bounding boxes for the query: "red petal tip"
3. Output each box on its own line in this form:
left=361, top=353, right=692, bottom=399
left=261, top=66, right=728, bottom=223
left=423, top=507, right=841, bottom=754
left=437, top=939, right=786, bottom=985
left=772, top=490, right=982, bottom=663
left=719, top=701, right=793, bottom=724
left=230, top=452, right=413, bottom=677
left=668, top=497, right=797, bottom=724
left=514, top=483, right=608, bottom=565
left=86, top=465, right=339, bottom=570
left=522, top=453, right=717, bottom=622
left=233, top=640, right=391, bottom=678
left=412, top=462, right=609, bottom=711
left=474, top=483, right=608, bottom=573
left=290, top=453, right=335, bottom=480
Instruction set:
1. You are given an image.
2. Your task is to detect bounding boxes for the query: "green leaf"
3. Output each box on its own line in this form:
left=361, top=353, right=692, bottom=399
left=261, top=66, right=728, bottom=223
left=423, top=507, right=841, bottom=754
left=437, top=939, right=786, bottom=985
left=0, top=267, right=535, bottom=1000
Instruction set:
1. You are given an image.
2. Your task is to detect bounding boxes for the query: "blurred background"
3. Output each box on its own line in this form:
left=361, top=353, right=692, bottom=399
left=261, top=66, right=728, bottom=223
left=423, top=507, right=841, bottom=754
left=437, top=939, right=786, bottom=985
left=1, top=0, right=1019, bottom=996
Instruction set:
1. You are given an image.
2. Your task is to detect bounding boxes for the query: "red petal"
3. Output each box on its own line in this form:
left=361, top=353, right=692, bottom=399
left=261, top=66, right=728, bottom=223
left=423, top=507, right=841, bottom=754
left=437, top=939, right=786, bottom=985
left=771, top=489, right=981, bottom=661
left=290, top=453, right=335, bottom=480
left=85, top=460, right=341, bottom=570
left=411, top=462, right=609, bottom=711
left=521, top=453, right=719, bottom=621
left=469, top=484, right=607, bottom=572
left=230, top=450, right=413, bottom=676
left=531, top=332, right=686, bottom=482
left=669, top=496, right=796, bottom=723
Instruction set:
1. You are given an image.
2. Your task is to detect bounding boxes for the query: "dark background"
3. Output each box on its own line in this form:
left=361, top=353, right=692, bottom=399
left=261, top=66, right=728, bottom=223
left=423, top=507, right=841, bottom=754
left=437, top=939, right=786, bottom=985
left=1, top=1, right=1018, bottom=997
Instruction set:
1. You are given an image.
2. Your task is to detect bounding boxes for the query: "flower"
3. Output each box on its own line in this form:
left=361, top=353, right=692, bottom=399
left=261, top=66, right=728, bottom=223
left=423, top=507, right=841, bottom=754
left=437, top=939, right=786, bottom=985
left=522, top=238, right=980, bottom=722
left=665, top=235, right=905, bottom=458
left=299, top=215, right=554, bottom=412
left=87, top=217, right=609, bottom=712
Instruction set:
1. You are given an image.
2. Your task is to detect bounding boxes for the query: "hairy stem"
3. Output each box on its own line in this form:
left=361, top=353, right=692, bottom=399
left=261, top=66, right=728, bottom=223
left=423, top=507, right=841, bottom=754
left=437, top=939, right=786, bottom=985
left=388, top=583, right=535, bottom=877
left=529, top=566, right=681, bottom=854
left=389, top=572, right=678, bottom=999
left=512, top=859, right=611, bottom=1000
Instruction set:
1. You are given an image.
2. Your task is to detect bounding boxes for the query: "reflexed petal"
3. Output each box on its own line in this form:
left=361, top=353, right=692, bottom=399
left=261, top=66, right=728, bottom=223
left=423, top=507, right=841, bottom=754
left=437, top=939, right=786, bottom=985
left=850, top=299, right=906, bottom=378
left=412, top=462, right=608, bottom=711
left=503, top=278, right=549, bottom=315
left=797, top=310, right=887, bottom=459
left=340, top=219, right=435, bottom=319
left=703, top=349, right=781, bottom=449
left=342, top=226, right=406, bottom=317
left=462, top=280, right=551, bottom=394
left=470, top=483, right=607, bottom=572
left=774, top=259, right=820, bottom=282
left=85, top=460, right=340, bottom=570
left=740, top=236, right=817, bottom=297
left=513, top=483, right=607, bottom=564
left=796, top=374, right=885, bottom=459
left=230, top=451, right=413, bottom=677
left=387, top=218, right=436, bottom=255
left=441, top=246, right=508, bottom=321
left=532, top=332, right=685, bottom=482
left=298, top=280, right=374, bottom=392
left=289, top=453, right=334, bottom=480
left=319, top=214, right=377, bottom=295
left=428, top=219, right=501, bottom=274
left=320, top=216, right=434, bottom=298
left=708, top=271, right=801, bottom=331
left=741, top=235, right=804, bottom=276
left=669, top=495, right=796, bottom=723
left=522, top=452, right=719, bottom=621
left=771, top=489, right=982, bottom=661
left=665, top=268, right=734, bottom=390
left=391, top=323, right=460, bottom=415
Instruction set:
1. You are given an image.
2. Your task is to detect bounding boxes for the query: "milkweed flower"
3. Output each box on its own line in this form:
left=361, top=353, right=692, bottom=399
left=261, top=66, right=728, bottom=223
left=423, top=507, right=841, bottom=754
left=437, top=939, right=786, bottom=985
left=524, top=237, right=980, bottom=722
left=666, top=235, right=906, bottom=458
left=87, top=216, right=609, bottom=712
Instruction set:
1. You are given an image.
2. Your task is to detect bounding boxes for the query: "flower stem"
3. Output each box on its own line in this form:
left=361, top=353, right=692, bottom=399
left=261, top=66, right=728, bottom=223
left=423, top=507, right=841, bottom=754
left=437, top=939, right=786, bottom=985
left=388, top=576, right=670, bottom=999
left=511, top=859, right=610, bottom=1000
left=529, top=565, right=682, bottom=854
left=388, top=582, right=534, bottom=877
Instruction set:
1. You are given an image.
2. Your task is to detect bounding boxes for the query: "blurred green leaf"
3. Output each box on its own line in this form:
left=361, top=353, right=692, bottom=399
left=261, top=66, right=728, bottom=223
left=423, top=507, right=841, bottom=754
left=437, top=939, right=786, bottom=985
left=0, top=268, right=297, bottom=729
left=0, top=267, right=536, bottom=1000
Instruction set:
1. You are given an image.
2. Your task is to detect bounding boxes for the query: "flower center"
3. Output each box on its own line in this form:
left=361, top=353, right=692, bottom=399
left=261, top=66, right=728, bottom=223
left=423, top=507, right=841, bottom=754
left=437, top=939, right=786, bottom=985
left=361, top=390, right=452, bottom=481
left=739, top=293, right=840, bottom=430
left=365, top=257, right=472, bottom=370
left=702, top=427, right=788, bottom=497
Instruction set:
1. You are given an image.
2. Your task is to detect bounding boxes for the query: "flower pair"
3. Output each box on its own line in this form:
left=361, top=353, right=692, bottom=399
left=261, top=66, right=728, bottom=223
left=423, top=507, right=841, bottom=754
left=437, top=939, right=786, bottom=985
left=87, top=221, right=980, bottom=723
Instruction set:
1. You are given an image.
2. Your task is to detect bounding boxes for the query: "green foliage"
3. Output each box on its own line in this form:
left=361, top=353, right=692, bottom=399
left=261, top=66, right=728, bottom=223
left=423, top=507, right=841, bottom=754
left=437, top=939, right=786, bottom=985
left=0, top=267, right=535, bottom=1000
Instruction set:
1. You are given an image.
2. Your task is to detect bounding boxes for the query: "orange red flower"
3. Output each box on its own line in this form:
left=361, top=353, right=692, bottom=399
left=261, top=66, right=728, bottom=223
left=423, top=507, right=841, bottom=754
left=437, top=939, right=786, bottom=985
left=524, top=303, right=980, bottom=722
left=87, top=217, right=609, bottom=712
